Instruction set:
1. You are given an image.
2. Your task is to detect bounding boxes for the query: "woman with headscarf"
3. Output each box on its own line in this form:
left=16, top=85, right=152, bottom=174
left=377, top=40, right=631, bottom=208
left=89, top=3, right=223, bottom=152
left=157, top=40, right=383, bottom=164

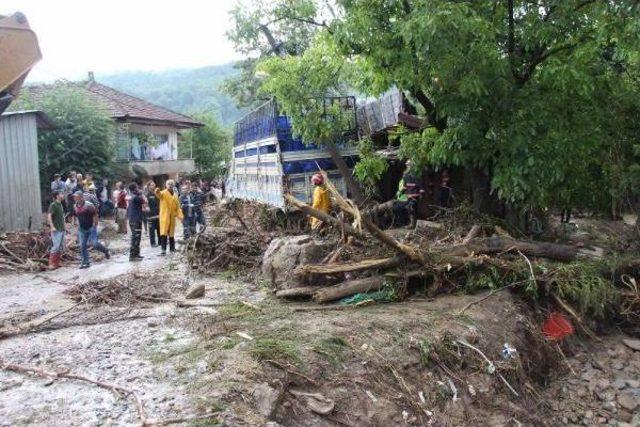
left=155, top=179, right=184, bottom=255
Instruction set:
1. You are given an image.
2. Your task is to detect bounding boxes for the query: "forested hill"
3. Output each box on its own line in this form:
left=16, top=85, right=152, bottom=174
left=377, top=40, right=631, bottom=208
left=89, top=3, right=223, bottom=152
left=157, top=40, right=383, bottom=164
left=98, top=63, right=245, bottom=127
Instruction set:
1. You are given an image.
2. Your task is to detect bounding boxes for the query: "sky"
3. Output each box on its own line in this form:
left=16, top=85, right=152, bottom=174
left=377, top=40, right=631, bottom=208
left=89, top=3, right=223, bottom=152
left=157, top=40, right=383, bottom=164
left=3, top=0, right=244, bottom=82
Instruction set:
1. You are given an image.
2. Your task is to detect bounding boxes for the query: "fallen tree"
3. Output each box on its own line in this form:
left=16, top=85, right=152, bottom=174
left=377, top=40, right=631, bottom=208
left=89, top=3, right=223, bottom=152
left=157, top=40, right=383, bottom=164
left=313, top=276, right=385, bottom=304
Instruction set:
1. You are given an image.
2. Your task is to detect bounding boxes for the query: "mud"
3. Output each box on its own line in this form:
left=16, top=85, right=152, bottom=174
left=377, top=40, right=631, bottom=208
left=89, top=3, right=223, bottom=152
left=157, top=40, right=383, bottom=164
left=0, top=230, right=639, bottom=426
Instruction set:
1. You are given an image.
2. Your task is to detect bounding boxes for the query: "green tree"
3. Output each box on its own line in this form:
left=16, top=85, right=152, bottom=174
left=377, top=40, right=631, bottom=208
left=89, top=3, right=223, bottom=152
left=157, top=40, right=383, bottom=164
left=17, top=85, right=115, bottom=194
left=224, top=0, right=332, bottom=108
left=259, top=34, right=366, bottom=202
left=181, top=113, right=231, bottom=180
left=231, top=0, right=640, bottom=220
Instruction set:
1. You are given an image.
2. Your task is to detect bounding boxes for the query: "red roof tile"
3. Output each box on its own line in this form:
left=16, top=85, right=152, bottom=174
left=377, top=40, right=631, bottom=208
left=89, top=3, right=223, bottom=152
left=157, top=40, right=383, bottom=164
left=20, top=81, right=202, bottom=129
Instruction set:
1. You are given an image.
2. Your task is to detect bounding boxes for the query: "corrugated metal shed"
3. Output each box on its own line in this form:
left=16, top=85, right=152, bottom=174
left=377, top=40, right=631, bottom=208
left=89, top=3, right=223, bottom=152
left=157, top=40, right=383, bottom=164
left=0, top=110, right=50, bottom=232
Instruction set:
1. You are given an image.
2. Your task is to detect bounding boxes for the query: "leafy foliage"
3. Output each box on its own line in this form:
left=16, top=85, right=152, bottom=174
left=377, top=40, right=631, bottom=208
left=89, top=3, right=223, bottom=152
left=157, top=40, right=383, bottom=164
left=228, top=0, right=640, bottom=217
left=16, top=86, right=115, bottom=193
left=224, top=0, right=333, bottom=108
left=181, top=113, right=232, bottom=180
left=353, top=137, right=388, bottom=191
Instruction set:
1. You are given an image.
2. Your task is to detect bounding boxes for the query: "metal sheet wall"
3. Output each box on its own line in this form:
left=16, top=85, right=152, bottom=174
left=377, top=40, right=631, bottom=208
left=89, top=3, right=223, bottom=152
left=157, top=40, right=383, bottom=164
left=0, top=113, right=43, bottom=232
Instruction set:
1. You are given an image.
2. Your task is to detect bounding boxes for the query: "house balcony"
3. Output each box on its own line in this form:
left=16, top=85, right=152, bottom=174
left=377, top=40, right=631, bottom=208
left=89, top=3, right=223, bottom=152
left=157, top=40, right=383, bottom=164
left=124, top=158, right=196, bottom=177
left=115, top=133, right=195, bottom=177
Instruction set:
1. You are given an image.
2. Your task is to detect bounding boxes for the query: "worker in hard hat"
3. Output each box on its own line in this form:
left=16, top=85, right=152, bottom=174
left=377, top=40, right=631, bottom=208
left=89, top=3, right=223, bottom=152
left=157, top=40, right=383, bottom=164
left=310, top=173, right=330, bottom=230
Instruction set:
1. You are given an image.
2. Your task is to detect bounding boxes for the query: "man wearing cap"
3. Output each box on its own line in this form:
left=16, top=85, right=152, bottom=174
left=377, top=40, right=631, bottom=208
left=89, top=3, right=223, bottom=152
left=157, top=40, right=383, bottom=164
left=310, top=173, right=330, bottom=230
left=74, top=191, right=110, bottom=269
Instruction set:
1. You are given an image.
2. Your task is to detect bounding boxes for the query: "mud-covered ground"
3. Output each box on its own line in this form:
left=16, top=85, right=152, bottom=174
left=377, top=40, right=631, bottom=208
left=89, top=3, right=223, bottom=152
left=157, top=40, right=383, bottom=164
left=0, top=229, right=639, bottom=426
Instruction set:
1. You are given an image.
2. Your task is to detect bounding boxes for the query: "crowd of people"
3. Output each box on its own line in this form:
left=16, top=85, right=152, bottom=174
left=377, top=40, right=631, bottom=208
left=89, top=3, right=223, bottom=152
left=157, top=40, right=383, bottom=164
left=47, top=171, right=213, bottom=270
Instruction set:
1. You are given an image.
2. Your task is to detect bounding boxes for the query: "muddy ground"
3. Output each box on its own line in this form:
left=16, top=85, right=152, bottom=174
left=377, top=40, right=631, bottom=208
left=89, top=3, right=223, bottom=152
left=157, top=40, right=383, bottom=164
left=0, top=228, right=639, bottom=426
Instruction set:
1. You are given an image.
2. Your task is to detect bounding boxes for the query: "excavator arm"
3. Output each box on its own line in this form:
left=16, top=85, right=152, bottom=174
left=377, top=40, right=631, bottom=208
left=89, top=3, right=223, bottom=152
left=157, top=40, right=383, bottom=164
left=0, top=12, right=42, bottom=114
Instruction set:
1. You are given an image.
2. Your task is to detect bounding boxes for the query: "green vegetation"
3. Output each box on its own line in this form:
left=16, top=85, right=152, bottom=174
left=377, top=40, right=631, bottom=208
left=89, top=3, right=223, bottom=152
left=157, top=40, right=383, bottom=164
left=14, top=86, right=116, bottom=194
left=181, top=112, right=232, bottom=180
left=250, top=338, right=300, bottom=363
left=227, top=0, right=640, bottom=219
left=312, top=336, right=348, bottom=364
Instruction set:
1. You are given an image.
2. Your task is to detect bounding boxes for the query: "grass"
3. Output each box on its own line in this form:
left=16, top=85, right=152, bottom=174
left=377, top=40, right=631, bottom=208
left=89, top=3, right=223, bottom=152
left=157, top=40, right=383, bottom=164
left=312, top=336, right=348, bottom=365
left=250, top=338, right=299, bottom=363
left=216, top=302, right=257, bottom=318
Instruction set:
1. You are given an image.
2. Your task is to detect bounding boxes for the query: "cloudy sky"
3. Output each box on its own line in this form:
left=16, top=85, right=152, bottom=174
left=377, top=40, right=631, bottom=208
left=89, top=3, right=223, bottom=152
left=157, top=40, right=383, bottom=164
left=3, top=0, right=244, bottom=82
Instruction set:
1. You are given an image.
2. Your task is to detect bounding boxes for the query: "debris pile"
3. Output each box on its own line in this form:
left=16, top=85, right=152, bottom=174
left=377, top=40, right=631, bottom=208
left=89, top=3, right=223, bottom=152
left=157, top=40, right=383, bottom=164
left=0, top=230, right=76, bottom=272
left=184, top=227, right=270, bottom=275
left=274, top=173, right=640, bottom=333
left=64, top=273, right=184, bottom=305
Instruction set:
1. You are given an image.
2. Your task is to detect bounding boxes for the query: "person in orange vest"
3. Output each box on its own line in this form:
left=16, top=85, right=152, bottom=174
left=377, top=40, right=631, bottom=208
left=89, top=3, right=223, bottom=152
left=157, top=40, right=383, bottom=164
left=310, top=173, right=330, bottom=230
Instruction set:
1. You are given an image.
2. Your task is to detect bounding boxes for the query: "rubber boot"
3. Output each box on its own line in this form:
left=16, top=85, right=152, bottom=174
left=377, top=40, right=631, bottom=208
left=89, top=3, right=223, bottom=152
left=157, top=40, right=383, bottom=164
left=159, top=235, right=167, bottom=256
left=54, top=252, right=62, bottom=269
left=48, top=253, right=57, bottom=270
left=169, top=237, right=176, bottom=252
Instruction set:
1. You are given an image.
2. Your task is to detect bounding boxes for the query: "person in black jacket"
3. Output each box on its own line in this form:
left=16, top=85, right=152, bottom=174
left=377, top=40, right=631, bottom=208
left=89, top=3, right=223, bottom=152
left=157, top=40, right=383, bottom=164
left=144, top=181, right=161, bottom=247
left=127, top=183, right=145, bottom=261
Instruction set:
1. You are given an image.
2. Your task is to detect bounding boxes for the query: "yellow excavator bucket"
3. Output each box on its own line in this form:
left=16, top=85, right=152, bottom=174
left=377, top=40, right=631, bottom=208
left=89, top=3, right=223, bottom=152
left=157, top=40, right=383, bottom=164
left=0, top=12, right=42, bottom=113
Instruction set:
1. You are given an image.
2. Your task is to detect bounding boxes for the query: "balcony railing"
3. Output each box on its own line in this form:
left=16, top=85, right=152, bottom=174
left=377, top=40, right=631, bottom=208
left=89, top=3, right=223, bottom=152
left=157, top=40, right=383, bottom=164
left=114, top=128, right=192, bottom=162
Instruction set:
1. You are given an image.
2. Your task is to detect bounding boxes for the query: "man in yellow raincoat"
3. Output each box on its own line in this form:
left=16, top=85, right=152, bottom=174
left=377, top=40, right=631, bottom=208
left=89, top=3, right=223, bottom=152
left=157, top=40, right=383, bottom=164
left=310, top=173, right=330, bottom=230
left=155, top=179, right=184, bottom=255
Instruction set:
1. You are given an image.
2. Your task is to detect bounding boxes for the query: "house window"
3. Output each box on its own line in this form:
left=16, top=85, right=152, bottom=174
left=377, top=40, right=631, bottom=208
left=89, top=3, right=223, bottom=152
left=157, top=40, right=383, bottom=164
left=129, top=132, right=171, bottom=161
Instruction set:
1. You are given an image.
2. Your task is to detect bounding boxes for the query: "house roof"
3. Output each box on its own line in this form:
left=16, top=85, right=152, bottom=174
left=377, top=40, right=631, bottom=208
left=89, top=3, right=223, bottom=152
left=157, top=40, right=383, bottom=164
left=1, top=109, right=56, bottom=130
left=19, top=81, right=202, bottom=129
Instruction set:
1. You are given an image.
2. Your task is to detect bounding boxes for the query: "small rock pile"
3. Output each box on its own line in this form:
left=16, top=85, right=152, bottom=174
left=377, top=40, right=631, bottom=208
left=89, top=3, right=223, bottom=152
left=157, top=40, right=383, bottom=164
left=546, top=337, right=640, bottom=426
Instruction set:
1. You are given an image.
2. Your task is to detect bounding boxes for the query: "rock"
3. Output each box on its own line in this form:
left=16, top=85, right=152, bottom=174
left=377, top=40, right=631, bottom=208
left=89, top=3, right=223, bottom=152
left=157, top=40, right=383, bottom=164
left=612, top=379, right=627, bottom=390
left=290, top=390, right=335, bottom=415
left=626, top=379, right=640, bottom=388
left=618, top=410, right=633, bottom=423
left=596, top=378, right=611, bottom=391
left=612, top=361, right=624, bottom=370
left=581, top=368, right=599, bottom=382
left=185, top=283, right=205, bottom=299
left=261, top=235, right=333, bottom=290
left=617, top=393, right=639, bottom=412
left=622, top=338, right=640, bottom=351
left=252, top=382, right=282, bottom=417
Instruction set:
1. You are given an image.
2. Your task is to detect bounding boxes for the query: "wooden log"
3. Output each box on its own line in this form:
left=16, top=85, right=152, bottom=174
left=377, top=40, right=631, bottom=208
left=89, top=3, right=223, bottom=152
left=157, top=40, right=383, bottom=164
left=444, top=237, right=578, bottom=262
left=298, top=256, right=404, bottom=276
left=313, top=277, right=385, bottom=304
left=275, top=286, right=323, bottom=299
left=462, top=224, right=482, bottom=244
left=362, top=217, right=427, bottom=264
left=285, top=195, right=366, bottom=240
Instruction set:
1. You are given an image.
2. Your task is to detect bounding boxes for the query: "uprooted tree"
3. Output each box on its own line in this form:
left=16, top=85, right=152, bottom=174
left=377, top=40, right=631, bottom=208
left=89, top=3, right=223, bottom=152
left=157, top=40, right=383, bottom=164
left=228, top=0, right=640, bottom=222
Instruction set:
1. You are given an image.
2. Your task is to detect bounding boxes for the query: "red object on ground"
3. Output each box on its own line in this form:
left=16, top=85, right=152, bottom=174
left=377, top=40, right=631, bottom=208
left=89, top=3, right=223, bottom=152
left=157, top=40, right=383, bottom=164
left=542, top=312, right=575, bottom=341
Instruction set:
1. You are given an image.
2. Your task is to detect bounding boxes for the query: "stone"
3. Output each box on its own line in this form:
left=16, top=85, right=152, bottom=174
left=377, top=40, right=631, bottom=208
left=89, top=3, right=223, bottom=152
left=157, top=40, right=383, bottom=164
left=612, top=379, right=627, bottom=390
left=625, top=379, right=639, bottom=388
left=617, top=393, right=639, bottom=412
left=597, top=378, right=611, bottom=391
left=185, top=283, right=205, bottom=299
left=252, top=382, right=282, bottom=417
left=581, top=368, right=599, bottom=382
left=618, top=410, right=633, bottom=423
left=612, top=361, right=624, bottom=370
left=622, top=338, right=640, bottom=351
left=261, top=235, right=333, bottom=290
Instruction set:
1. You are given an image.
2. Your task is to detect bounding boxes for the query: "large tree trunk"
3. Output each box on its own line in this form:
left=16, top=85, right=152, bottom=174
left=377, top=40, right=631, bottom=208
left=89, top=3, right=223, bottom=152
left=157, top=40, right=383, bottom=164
left=313, top=276, right=384, bottom=303
left=325, top=141, right=366, bottom=205
left=466, top=166, right=501, bottom=216
left=285, top=194, right=366, bottom=240
left=444, top=237, right=578, bottom=262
